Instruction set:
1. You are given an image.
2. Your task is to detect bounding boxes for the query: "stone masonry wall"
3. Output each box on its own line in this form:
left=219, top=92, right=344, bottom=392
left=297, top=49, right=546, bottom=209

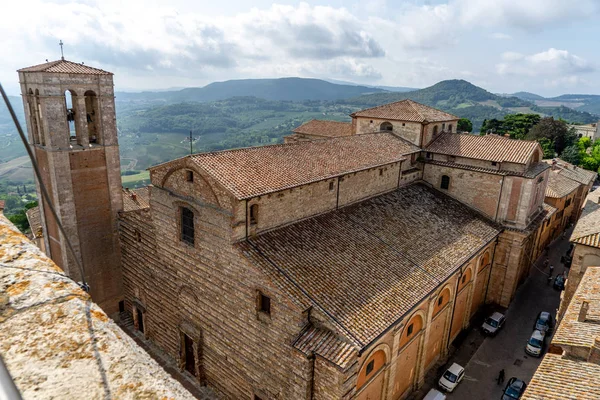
left=559, top=244, right=600, bottom=321
left=354, top=118, right=422, bottom=145
left=119, top=185, right=312, bottom=399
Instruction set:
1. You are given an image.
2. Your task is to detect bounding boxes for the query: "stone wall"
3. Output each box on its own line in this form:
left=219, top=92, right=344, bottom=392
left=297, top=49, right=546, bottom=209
left=119, top=186, right=311, bottom=399
left=558, top=243, right=600, bottom=321
left=354, top=117, right=422, bottom=146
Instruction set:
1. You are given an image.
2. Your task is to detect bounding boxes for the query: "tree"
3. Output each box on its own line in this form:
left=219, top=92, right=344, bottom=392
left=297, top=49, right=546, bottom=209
left=457, top=118, right=473, bottom=132
left=526, top=117, right=577, bottom=155
left=560, top=145, right=581, bottom=165
left=538, top=138, right=555, bottom=159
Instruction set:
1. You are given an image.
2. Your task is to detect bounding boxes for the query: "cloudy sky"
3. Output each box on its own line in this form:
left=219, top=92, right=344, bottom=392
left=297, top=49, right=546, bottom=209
left=2, top=0, right=599, bottom=96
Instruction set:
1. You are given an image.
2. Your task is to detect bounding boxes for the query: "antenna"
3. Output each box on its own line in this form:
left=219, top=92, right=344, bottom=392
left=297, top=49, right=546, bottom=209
left=189, top=130, right=193, bottom=155
left=59, top=40, right=64, bottom=60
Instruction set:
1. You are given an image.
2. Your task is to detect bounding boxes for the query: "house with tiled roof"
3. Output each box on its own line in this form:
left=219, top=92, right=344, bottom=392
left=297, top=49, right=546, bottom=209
left=523, top=267, right=600, bottom=400
left=558, top=201, right=600, bottom=321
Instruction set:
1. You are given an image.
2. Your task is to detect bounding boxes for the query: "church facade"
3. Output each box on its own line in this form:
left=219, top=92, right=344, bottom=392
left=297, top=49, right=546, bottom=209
left=18, top=60, right=582, bottom=399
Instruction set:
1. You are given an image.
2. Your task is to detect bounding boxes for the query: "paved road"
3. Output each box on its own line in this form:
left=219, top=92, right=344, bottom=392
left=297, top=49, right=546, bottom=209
left=446, top=232, right=569, bottom=400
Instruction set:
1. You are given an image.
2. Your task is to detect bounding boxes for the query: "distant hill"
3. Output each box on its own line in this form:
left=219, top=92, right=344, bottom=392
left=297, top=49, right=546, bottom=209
left=0, top=96, right=25, bottom=135
left=510, top=92, right=546, bottom=101
left=116, top=77, right=387, bottom=104
left=342, top=80, right=598, bottom=130
left=324, top=79, right=418, bottom=92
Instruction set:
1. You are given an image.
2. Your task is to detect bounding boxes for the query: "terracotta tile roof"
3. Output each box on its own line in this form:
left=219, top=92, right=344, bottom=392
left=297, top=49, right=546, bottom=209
left=522, top=354, right=600, bottom=400
left=545, top=170, right=581, bottom=198
left=544, top=159, right=598, bottom=186
left=188, top=133, right=419, bottom=199
left=121, top=187, right=150, bottom=212
left=543, top=202, right=557, bottom=218
left=425, top=160, right=549, bottom=178
left=292, top=120, right=353, bottom=138
left=553, top=267, right=600, bottom=349
left=351, top=99, right=458, bottom=122
left=293, top=326, right=357, bottom=369
left=26, top=206, right=42, bottom=237
left=571, top=201, right=600, bottom=248
left=240, top=183, right=500, bottom=347
left=427, top=132, right=541, bottom=164
left=18, top=59, right=112, bottom=75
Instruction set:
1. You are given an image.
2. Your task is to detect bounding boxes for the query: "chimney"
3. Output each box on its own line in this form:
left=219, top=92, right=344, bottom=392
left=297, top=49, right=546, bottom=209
left=131, top=192, right=137, bottom=201
left=579, top=301, right=590, bottom=322
left=589, top=336, right=600, bottom=364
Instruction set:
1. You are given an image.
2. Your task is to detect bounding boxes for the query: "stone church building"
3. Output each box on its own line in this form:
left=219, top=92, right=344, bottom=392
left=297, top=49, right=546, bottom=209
left=17, top=60, right=570, bottom=399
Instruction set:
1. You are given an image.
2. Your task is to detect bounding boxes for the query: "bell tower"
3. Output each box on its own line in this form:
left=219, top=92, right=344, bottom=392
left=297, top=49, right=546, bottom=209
left=18, top=59, right=123, bottom=313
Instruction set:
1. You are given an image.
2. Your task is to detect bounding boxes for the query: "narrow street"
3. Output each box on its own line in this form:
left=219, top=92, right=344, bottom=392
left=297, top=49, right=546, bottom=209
left=413, top=229, right=570, bottom=400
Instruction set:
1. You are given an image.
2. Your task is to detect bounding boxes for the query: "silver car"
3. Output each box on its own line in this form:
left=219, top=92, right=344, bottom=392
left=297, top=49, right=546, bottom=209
left=482, top=312, right=505, bottom=335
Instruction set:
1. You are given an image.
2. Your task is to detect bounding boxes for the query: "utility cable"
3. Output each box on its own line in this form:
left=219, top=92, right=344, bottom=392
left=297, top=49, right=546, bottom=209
left=0, top=82, right=89, bottom=292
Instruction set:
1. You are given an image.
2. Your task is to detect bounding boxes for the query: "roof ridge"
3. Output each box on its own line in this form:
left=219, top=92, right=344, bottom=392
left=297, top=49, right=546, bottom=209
left=406, top=99, right=425, bottom=120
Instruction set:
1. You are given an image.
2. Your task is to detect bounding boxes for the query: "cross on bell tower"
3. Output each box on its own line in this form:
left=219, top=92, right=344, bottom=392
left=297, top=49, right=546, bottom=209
left=59, top=40, right=65, bottom=60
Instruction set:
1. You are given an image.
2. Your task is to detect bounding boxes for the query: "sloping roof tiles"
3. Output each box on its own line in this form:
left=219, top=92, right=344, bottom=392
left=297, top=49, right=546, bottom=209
left=240, top=183, right=500, bottom=347
left=426, top=132, right=540, bottom=164
left=121, top=187, right=150, bottom=212
left=18, top=59, right=112, bottom=75
left=292, top=120, right=353, bottom=138
left=26, top=206, right=42, bottom=237
left=522, top=354, right=600, bottom=400
left=189, top=133, right=419, bottom=199
left=544, top=159, right=598, bottom=186
left=351, top=99, right=458, bottom=122
left=571, top=200, right=600, bottom=248
left=545, top=171, right=581, bottom=198
left=293, top=326, right=357, bottom=369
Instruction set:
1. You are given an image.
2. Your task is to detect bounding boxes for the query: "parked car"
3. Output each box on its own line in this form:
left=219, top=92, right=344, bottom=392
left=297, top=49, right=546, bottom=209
left=534, top=311, right=554, bottom=334
left=502, top=377, right=527, bottom=399
left=482, top=311, right=506, bottom=335
left=525, top=330, right=545, bottom=357
left=438, top=363, right=465, bottom=392
left=423, top=388, right=446, bottom=400
left=554, top=274, right=566, bottom=291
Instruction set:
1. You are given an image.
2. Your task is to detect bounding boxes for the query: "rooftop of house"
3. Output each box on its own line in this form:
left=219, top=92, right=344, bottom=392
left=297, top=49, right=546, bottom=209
left=553, top=267, right=600, bottom=349
left=543, top=202, right=558, bottom=219
left=545, top=170, right=581, bottom=199
left=292, top=119, right=353, bottom=138
left=184, top=132, right=420, bottom=200
left=523, top=267, right=600, bottom=400
left=18, top=59, right=112, bottom=75
left=239, top=183, right=501, bottom=350
left=571, top=200, right=600, bottom=249
left=293, top=326, right=357, bottom=370
left=544, top=159, right=598, bottom=186
left=425, top=159, right=549, bottom=179
left=350, top=99, right=458, bottom=122
left=522, top=353, right=600, bottom=400
left=121, top=187, right=150, bottom=212
left=0, top=214, right=195, bottom=399
left=426, top=132, right=541, bottom=165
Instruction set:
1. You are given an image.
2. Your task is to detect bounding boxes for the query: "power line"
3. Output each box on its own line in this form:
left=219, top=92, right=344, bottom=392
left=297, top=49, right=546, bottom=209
left=0, top=82, right=89, bottom=292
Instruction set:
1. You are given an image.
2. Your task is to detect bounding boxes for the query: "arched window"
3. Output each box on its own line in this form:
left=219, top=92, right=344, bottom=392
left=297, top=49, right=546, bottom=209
left=84, top=90, right=99, bottom=144
left=380, top=121, right=393, bottom=131
left=250, top=204, right=259, bottom=225
left=399, top=314, right=423, bottom=348
left=27, top=89, right=40, bottom=145
left=433, top=125, right=438, bottom=136
left=181, top=207, right=195, bottom=245
left=459, top=268, right=472, bottom=291
left=441, top=175, right=450, bottom=190
left=34, top=89, right=45, bottom=146
left=64, top=90, right=78, bottom=144
left=356, top=350, right=386, bottom=390
left=433, top=287, right=451, bottom=316
left=448, top=124, right=453, bottom=132
left=479, top=252, right=490, bottom=272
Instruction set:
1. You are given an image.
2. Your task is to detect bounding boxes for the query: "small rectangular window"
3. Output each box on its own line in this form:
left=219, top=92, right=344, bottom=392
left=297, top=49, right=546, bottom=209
left=135, top=229, right=142, bottom=242
left=407, top=323, right=414, bottom=336
left=491, top=161, right=497, bottom=166
left=462, top=275, right=467, bottom=284
left=402, top=123, right=406, bottom=126
left=329, top=181, right=334, bottom=191
left=426, top=152, right=432, bottom=159
left=250, top=204, right=259, bottom=225
left=442, top=123, right=446, bottom=130
left=258, top=292, right=271, bottom=315
left=366, top=360, right=374, bottom=375
left=441, top=175, right=450, bottom=190
left=186, top=170, right=194, bottom=182
left=379, top=169, right=383, bottom=176
left=254, top=396, right=263, bottom=400
left=438, top=296, right=443, bottom=306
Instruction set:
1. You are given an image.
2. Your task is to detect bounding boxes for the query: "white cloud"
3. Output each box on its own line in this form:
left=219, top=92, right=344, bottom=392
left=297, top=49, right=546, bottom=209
left=491, top=32, right=512, bottom=40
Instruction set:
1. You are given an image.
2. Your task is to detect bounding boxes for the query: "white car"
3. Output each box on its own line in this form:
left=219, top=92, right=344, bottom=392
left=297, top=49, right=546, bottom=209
left=482, top=311, right=506, bottom=335
left=438, top=363, right=465, bottom=392
left=423, top=388, right=447, bottom=400
left=525, top=330, right=545, bottom=357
